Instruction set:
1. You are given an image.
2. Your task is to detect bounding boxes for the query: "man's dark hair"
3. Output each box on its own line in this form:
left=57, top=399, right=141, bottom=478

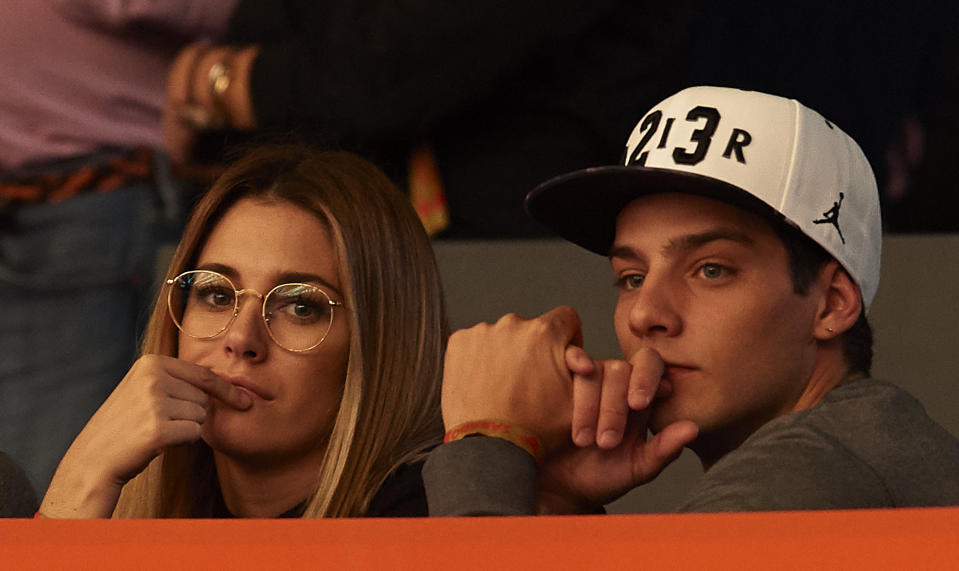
left=769, top=219, right=873, bottom=377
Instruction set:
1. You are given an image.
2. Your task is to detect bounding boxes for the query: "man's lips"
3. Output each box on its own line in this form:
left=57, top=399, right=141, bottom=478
left=218, top=373, right=274, bottom=401
left=662, top=363, right=697, bottom=382
left=652, top=363, right=696, bottom=401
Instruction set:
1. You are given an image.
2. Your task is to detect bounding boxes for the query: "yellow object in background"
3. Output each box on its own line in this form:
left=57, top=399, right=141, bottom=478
left=408, top=144, right=450, bottom=236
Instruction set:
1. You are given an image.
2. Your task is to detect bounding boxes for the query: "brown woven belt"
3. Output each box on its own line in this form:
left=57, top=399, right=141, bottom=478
left=0, top=148, right=154, bottom=209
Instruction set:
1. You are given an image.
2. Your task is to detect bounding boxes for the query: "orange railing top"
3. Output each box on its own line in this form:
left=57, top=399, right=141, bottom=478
left=3, top=507, right=958, bottom=570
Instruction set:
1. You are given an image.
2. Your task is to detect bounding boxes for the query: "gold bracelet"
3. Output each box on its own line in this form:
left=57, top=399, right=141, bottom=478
left=174, top=43, right=224, bottom=130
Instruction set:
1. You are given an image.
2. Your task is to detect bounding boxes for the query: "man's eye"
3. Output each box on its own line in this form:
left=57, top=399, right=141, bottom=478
left=617, top=274, right=645, bottom=289
left=700, top=263, right=727, bottom=279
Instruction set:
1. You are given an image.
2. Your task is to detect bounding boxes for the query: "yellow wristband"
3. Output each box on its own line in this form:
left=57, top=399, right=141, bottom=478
left=444, top=419, right=545, bottom=465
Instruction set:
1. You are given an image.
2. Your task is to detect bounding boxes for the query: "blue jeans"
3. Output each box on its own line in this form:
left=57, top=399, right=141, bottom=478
left=0, top=184, right=162, bottom=496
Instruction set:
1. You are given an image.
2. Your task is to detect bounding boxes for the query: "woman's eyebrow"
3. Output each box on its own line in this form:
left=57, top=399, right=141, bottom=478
left=195, top=262, right=237, bottom=278
left=276, top=272, right=343, bottom=298
left=193, top=263, right=343, bottom=298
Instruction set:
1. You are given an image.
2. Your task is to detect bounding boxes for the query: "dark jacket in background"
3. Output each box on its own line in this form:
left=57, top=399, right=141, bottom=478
left=222, top=1, right=692, bottom=237
left=1, top=451, right=37, bottom=518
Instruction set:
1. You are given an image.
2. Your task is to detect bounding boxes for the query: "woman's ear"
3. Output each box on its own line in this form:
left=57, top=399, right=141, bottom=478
left=813, top=260, right=863, bottom=341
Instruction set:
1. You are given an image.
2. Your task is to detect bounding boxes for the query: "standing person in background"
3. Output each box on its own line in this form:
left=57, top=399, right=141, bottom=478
left=40, top=146, right=447, bottom=518
left=0, top=1, right=240, bottom=497
left=1, top=0, right=687, bottom=500
left=163, top=1, right=691, bottom=237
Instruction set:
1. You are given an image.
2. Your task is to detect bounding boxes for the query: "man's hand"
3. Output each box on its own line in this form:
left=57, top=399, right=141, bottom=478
left=537, top=349, right=698, bottom=512
left=441, top=306, right=583, bottom=454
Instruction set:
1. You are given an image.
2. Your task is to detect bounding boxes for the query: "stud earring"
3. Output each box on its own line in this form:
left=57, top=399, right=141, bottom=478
left=825, top=327, right=834, bottom=334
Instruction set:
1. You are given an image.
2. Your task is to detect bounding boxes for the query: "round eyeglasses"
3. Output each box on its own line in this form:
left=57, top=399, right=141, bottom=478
left=165, top=270, right=344, bottom=353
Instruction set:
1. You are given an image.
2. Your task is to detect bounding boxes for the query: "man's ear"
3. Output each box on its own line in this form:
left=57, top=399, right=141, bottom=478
left=813, top=260, right=862, bottom=341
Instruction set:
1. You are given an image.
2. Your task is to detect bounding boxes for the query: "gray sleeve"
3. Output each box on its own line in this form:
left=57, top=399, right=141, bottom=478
left=423, top=436, right=537, bottom=516
left=677, top=427, right=893, bottom=512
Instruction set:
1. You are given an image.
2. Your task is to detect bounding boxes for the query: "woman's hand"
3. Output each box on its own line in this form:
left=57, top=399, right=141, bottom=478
left=39, top=355, right=252, bottom=518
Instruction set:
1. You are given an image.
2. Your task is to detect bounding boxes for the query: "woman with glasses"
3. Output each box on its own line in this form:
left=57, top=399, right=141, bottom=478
left=39, top=145, right=447, bottom=517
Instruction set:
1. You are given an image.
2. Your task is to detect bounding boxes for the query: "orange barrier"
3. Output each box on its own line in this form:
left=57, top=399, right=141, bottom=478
left=3, top=507, right=958, bottom=569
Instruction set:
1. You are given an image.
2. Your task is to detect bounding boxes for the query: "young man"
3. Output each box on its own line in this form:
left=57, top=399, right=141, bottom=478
left=423, top=86, right=959, bottom=515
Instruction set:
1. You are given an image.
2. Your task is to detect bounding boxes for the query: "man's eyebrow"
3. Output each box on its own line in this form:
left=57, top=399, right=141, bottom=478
left=194, top=263, right=344, bottom=298
left=608, top=244, right=641, bottom=261
left=609, top=228, right=755, bottom=261
left=662, top=229, right=755, bottom=256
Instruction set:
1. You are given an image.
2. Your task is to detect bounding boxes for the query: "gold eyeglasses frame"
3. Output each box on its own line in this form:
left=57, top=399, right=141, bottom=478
left=165, top=269, right=344, bottom=353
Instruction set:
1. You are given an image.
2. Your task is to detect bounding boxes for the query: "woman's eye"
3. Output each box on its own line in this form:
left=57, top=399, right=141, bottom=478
left=196, top=286, right=234, bottom=308
left=290, top=302, right=316, bottom=318
left=276, top=297, right=331, bottom=323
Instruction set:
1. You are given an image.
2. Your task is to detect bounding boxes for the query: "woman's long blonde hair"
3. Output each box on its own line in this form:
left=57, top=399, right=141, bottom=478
left=114, top=146, right=448, bottom=517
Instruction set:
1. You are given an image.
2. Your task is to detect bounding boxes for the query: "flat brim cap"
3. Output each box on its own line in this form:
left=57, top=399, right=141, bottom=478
left=525, top=165, right=785, bottom=256
left=523, top=86, right=881, bottom=310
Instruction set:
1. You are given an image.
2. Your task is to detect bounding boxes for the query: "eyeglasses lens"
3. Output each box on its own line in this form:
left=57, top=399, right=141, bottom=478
left=168, top=271, right=236, bottom=339
left=263, top=283, right=334, bottom=351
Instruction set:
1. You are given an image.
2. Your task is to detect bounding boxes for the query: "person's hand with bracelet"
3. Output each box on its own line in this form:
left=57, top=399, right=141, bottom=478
left=162, top=42, right=259, bottom=178
left=439, top=306, right=599, bottom=514
left=440, top=306, right=586, bottom=458
left=439, top=306, right=697, bottom=514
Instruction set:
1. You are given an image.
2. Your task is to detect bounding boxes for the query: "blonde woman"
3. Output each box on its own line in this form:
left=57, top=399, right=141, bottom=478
left=40, top=146, right=447, bottom=518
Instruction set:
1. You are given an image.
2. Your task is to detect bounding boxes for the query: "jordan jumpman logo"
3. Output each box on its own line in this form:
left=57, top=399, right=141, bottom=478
left=813, top=192, right=845, bottom=244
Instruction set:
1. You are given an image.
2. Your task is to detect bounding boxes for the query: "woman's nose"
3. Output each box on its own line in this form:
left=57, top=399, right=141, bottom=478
left=222, top=291, right=269, bottom=361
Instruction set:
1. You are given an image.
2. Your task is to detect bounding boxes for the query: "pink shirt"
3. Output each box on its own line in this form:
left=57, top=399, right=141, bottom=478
left=0, top=0, right=237, bottom=175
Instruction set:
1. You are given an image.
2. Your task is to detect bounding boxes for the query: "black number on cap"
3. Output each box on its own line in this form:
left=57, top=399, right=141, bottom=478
left=673, top=106, right=720, bottom=166
left=627, top=110, right=662, bottom=167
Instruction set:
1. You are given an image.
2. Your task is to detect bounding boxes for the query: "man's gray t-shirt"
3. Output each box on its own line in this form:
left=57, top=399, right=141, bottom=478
left=677, top=379, right=959, bottom=511
left=424, top=379, right=959, bottom=515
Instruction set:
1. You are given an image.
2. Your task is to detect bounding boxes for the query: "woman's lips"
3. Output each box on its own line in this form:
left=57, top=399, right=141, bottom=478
left=233, top=385, right=258, bottom=401
left=218, top=373, right=274, bottom=401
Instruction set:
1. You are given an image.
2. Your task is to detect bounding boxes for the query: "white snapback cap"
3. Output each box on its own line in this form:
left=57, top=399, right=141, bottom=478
left=526, top=86, right=882, bottom=310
